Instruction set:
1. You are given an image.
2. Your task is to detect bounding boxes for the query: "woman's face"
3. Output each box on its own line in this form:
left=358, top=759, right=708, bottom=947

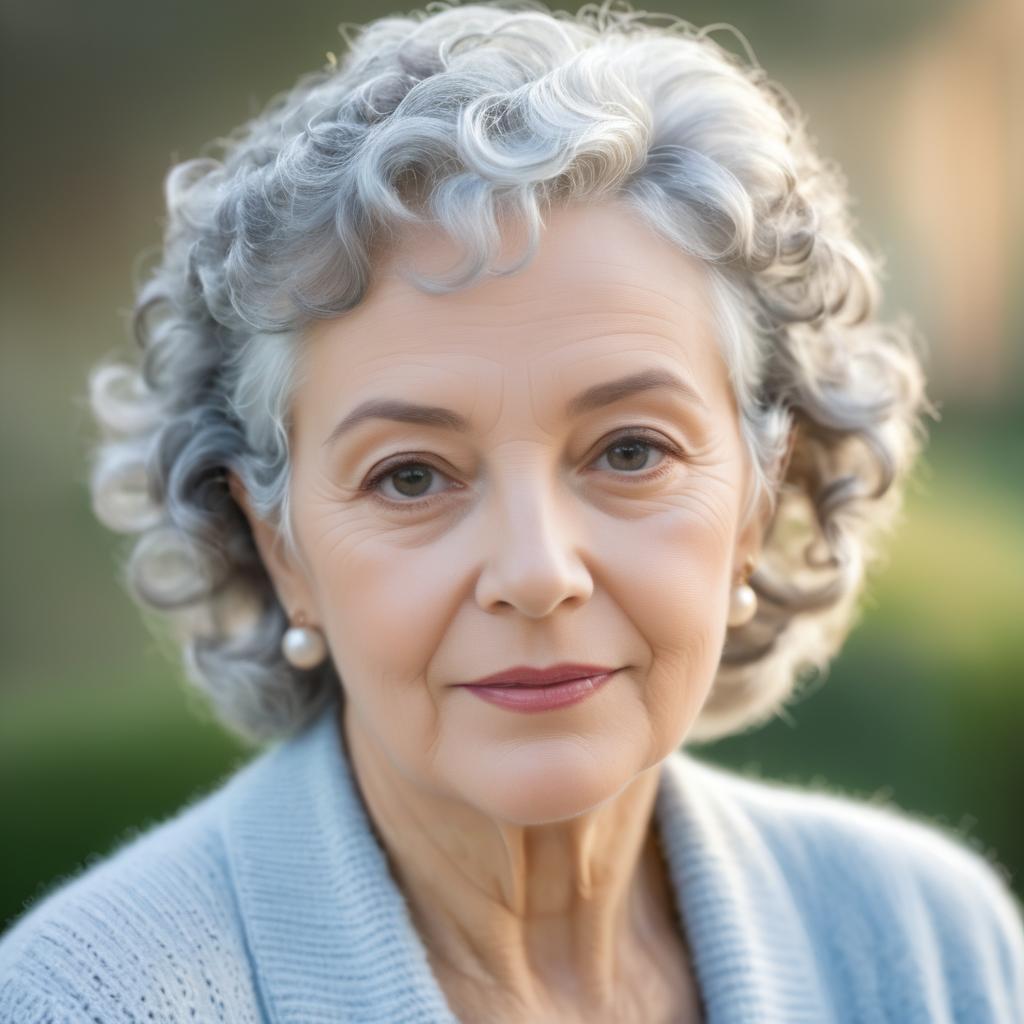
left=240, top=200, right=764, bottom=824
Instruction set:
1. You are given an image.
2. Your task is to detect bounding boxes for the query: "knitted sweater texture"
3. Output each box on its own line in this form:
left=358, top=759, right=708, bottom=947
left=1, top=697, right=1022, bottom=1023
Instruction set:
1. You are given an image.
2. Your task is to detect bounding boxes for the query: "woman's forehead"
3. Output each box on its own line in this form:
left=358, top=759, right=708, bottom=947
left=370, top=199, right=712, bottom=320
left=301, top=202, right=724, bottom=407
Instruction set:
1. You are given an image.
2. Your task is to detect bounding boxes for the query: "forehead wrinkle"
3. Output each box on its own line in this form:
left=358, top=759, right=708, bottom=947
left=355, top=303, right=708, bottom=362
left=447, top=282, right=703, bottom=326
left=366, top=248, right=710, bottom=325
left=332, top=260, right=717, bottom=373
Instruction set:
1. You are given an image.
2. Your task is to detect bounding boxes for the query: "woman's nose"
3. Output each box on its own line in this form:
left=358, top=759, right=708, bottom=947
left=473, top=466, right=594, bottom=618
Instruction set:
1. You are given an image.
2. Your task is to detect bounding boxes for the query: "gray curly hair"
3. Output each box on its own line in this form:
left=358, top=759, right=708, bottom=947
left=86, top=0, right=933, bottom=748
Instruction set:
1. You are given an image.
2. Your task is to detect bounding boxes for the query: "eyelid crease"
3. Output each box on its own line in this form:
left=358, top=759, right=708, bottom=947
left=360, top=425, right=683, bottom=488
left=359, top=426, right=687, bottom=511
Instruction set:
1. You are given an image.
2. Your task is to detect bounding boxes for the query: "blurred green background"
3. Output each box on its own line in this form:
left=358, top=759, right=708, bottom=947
left=2, top=0, right=1022, bottom=931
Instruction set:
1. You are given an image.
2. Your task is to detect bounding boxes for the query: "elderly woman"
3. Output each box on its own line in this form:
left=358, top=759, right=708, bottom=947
left=2, top=2, right=1022, bottom=1021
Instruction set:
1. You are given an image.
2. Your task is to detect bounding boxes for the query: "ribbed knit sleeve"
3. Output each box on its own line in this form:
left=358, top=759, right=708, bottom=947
left=903, top=823, right=1024, bottom=1022
left=673, top=754, right=1024, bottom=1024
left=986, top=869, right=1024, bottom=1016
left=0, top=799, right=266, bottom=1024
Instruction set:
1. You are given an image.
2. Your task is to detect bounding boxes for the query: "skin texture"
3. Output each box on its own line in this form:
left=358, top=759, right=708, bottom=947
left=230, top=200, right=775, bottom=1022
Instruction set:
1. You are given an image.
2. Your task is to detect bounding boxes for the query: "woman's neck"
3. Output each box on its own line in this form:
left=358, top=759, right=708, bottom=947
left=340, top=702, right=684, bottom=1019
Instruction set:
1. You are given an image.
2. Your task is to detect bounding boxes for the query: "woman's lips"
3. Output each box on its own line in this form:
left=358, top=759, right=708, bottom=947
left=458, top=671, right=617, bottom=712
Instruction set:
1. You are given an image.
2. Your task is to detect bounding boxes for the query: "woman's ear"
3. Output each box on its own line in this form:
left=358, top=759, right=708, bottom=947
left=227, top=470, right=315, bottom=618
left=734, top=499, right=768, bottom=579
left=776, top=422, right=799, bottom=491
left=733, top=423, right=797, bottom=575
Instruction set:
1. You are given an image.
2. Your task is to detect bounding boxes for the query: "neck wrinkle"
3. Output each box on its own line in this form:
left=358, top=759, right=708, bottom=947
left=342, top=702, right=669, bottom=1009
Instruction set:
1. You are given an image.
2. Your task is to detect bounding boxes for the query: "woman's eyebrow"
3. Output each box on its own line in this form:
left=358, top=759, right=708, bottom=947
left=321, top=367, right=706, bottom=450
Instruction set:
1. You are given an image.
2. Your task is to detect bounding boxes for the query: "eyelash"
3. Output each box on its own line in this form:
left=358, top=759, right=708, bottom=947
left=359, top=428, right=685, bottom=512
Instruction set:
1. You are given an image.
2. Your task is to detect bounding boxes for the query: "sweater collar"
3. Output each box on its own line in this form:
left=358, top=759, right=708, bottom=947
left=653, top=747, right=834, bottom=1022
left=221, top=697, right=831, bottom=1023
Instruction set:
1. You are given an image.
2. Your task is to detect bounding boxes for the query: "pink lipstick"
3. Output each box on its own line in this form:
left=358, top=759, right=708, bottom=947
left=457, top=666, right=618, bottom=713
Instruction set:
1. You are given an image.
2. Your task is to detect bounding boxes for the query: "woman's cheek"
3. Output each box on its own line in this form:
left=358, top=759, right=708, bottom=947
left=630, top=479, right=735, bottom=666
left=318, top=546, right=444, bottom=761
left=322, top=534, right=425, bottom=651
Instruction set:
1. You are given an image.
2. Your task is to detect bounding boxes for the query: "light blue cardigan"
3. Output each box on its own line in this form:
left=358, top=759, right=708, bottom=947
left=2, top=696, right=1022, bottom=1023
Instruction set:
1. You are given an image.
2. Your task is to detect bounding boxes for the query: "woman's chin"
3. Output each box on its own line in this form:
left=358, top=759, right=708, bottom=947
left=445, top=740, right=642, bottom=826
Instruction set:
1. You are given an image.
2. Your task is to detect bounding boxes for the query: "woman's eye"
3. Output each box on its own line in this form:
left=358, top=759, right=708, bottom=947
left=362, top=431, right=683, bottom=510
left=370, top=462, right=448, bottom=502
left=593, top=435, right=671, bottom=475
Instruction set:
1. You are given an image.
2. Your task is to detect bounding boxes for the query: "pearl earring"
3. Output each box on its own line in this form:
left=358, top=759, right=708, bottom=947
left=282, top=609, right=327, bottom=669
left=727, top=556, right=758, bottom=628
